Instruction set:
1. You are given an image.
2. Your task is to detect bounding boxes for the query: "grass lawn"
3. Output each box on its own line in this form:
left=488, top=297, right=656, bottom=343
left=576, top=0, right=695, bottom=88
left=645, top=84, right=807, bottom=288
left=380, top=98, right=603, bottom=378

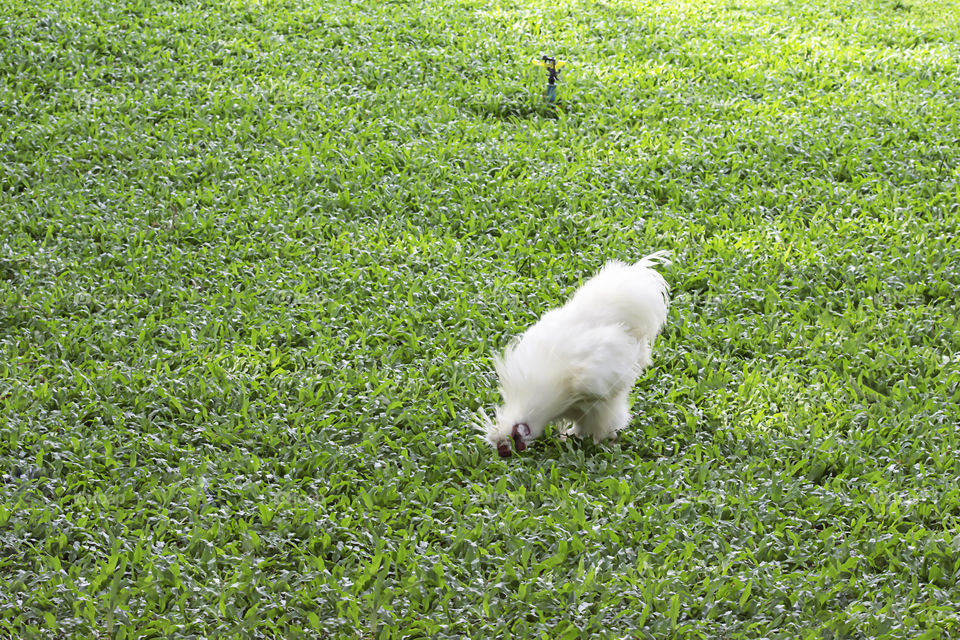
left=2, top=0, right=959, bottom=636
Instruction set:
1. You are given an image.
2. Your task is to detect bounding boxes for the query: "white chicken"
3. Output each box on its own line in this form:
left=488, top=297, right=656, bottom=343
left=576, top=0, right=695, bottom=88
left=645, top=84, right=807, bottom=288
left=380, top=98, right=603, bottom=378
left=479, top=252, right=671, bottom=457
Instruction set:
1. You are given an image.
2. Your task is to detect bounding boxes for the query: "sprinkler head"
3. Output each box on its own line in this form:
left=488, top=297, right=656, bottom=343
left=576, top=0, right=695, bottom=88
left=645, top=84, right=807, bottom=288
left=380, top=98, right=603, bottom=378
left=536, top=55, right=565, bottom=104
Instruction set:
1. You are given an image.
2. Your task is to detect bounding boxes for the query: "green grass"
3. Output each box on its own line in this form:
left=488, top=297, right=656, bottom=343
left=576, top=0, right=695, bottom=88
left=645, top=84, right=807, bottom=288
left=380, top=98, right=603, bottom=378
left=2, top=0, right=959, bottom=636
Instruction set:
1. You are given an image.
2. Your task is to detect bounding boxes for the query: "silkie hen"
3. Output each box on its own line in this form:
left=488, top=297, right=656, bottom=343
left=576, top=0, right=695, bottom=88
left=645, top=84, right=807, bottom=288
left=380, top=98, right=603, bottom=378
left=479, top=252, right=671, bottom=457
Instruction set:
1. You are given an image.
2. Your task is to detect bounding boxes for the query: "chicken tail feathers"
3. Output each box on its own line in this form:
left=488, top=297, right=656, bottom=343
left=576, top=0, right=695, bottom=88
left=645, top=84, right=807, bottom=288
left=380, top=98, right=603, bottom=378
left=634, top=250, right=672, bottom=269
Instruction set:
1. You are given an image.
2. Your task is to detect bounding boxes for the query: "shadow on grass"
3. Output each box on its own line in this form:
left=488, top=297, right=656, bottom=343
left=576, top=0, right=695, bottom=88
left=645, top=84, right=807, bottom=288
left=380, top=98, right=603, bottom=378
left=463, top=91, right=563, bottom=121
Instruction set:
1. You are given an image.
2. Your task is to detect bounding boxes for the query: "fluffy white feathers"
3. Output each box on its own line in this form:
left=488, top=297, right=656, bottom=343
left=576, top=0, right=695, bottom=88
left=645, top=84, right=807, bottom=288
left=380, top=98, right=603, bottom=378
left=480, top=252, right=671, bottom=457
